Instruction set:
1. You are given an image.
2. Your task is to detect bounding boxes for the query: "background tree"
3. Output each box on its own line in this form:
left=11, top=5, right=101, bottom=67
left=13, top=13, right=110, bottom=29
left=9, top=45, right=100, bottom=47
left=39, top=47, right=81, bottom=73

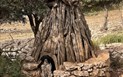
left=0, top=0, right=48, bottom=36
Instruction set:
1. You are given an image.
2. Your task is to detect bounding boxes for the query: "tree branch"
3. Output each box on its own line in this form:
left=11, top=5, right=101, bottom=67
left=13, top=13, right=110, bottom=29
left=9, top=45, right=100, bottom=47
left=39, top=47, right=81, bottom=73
left=28, top=14, right=36, bottom=35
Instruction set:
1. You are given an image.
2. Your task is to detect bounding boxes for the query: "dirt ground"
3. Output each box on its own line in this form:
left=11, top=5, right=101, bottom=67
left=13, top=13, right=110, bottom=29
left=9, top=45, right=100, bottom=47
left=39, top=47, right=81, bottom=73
left=0, top=9, right=123, bottom=42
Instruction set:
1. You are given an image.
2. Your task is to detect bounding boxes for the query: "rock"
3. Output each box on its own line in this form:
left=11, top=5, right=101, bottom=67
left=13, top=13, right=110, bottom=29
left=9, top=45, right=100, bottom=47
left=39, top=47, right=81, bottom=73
left=84, top=71, right=89, bottom=76
left=21, top=49, right=28, bottom=53
left=22, top=70, right=41, bottom=77
left=77, top=67, right=81, bottom=71
left=19, top=53, right=26, bottom=60
left=99, top=70, right=105, bottom=76
left=92, top=69, right=99, bottom=76
left=101, top=68, right=107, bottom=72
left=11, top=52, right=17, bottom=56
left=63, top=62, right=77, bottom=71
left=23, top=63, right=38, bottom=71
left=73, top=71, right=89, bottom=76
left=25, top=56, right=35, bottom=62
left=53, top=70, right=65, bottom=76
left=77, top=63, right=84, bottom=67
left=13, top=47, right=18, bottom=51
left=63, top=72, right=70, bottom=77
left=1, top=52, right=6, bottom=56
left=73, top=71, right=84, bottom=76
left=82, top=64, right=90, bottom=70
left=88, top=68, right=93, bottom=72
left=18, top=50, right=22, bottom=54
left=69, top=75, right=76, bottom=77
left=29, top=70, right=41, bottom=77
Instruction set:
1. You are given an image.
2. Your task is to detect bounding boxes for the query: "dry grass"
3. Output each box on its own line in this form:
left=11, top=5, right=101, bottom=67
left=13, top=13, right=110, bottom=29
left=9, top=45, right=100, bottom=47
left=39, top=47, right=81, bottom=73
left=0, top=33, right=34, bottom=42
left=86, top=10, right=123, bottom=29
left=0, top=21, right=34, bottom=42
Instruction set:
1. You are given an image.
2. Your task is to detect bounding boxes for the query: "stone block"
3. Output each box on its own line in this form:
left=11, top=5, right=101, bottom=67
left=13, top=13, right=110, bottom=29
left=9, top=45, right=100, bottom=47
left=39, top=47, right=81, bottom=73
left=23, top=63, right=38, bottom=71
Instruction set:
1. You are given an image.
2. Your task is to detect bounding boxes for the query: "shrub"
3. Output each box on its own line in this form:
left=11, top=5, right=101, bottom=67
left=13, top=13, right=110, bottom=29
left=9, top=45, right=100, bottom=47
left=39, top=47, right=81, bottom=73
left=0, top=56, right=24, bottom=77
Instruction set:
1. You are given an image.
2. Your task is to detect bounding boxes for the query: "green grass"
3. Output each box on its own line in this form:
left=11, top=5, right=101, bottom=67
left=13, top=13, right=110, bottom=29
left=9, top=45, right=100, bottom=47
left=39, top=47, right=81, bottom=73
left=92, top=39, right=100, bottom=50
left=92, top=33, right=123, bottom=49
left=99, top=34, right=123, bottom=44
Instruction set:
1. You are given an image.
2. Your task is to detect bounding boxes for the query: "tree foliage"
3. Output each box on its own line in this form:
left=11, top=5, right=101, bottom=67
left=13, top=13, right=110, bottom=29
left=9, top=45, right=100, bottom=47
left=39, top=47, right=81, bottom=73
left=81, top=0, right=122, bottom=12
left=0, top=0, right=48, bottom=36
left=0, top=56, right=24, bottom=77
left=0, top=0, right=47, bottom=22
left=0, top=0, right=122, bottom=27
left=0, top=0, right=122, bottom=23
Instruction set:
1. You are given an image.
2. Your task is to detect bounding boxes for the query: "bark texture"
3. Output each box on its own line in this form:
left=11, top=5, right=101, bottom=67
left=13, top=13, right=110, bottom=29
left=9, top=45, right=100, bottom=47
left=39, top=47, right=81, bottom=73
left=31, top=0, right=95, bottom=69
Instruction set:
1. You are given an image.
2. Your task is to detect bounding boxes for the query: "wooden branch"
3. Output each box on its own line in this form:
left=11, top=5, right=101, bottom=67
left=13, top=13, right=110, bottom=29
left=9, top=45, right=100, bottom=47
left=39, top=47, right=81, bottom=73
left=33, top=14, right=41, bottom=35
left=103, top=5, right=108, bottom=29
left=28, top=14, right=36, bottom=35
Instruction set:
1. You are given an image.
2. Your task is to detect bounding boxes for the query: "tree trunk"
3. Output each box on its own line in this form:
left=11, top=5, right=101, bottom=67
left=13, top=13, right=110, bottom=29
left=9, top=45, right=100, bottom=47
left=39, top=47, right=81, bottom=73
left=31, top=0, right=95, bottom=69
left=28, top=14, right=42, bottom=37
left=100, top=5, right=108, bottom=31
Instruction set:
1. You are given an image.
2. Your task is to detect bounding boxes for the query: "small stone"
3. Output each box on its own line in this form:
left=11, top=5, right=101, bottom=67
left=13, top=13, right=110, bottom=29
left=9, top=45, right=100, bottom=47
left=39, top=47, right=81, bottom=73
left=99, top=70, right=105, bottom=76
left=88, top=68, right=93, bottom=72
left=8, top=52, right=11, bottom=55
left=6, top=48, right=10, bottom=51
left=83, top=71, right=89, bottom=76
left=29, top=70, right=41, bottom=77
left=102, top=63, right=108, bottom=67
left=18, top=51, right=22, bottom=54
left=1, top=52, right=6, bottom=56
left=21, top=49, right=28, bottom=53
left=82, top=64, right=89, bottom=70
left=73, top=71, right=84, bottom=76
left=23, top=63, right=38, bottom=71
left=101, top=68, right=107, bottom=72
left=77, top=63, right=84, bottom=67
left=77, top=67, right=81, bottom=71
left=69, top=75, right=76, bottom=77
left=13, top=47, right=18, bottom=51
left=99, top=62, right=103, bottom=68
left=63, top=62, right=77, bottom=71
left=25, top=56, right=35, bottom=62
left=11, top=52, right=16, bottom=56
left=53, top=70, right=65, bottom=76
left=19, top=53, right=26, bottom=60
left=3, top=48, right=5, bottom=51
left=92, top=69, right=99, bottom=76
left=63, top=72, right=70, bottom=77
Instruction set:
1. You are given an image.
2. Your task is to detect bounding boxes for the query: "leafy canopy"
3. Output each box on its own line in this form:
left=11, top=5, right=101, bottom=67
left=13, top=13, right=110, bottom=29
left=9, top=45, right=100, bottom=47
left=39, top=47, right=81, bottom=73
left=0, top=0, right=122, bottom=23
left=0, top=0, right=48, bottom=23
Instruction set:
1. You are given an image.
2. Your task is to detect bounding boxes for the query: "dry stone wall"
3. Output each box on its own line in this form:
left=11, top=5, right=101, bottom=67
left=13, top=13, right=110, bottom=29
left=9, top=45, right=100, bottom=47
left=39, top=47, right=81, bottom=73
left=22, top=51, right=110, bottom=77
left=54, top=52, right=110, bottom=77
left=0, top=38, right=34, bottom=60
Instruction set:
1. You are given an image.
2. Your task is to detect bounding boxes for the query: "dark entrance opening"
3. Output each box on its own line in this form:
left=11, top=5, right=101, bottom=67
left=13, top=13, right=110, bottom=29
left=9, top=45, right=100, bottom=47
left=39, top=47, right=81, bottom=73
left=39, top=55, right=56, bottom=73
